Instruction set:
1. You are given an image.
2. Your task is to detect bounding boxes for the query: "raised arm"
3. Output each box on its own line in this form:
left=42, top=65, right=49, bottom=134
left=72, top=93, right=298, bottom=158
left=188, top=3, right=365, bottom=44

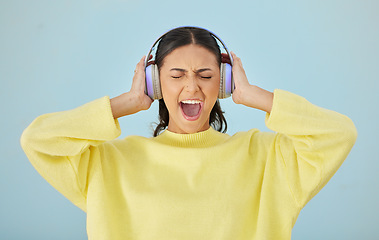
left=20, top=96, right=121, bottom=211
left=20, top=56, right=153, bottom=210
left=230, top=52, right=357, bottom=208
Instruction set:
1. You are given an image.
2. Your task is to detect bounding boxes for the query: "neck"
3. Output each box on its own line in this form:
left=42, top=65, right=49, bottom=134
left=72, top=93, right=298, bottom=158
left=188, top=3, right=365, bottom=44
left=167, top=121, right=210, bottom=135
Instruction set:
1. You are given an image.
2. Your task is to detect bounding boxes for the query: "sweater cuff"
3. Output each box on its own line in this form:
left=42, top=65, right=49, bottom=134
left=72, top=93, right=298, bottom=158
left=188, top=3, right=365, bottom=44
left=264, top=89, right=312, bottom=134
left=82, top=96, right=121, bottom=140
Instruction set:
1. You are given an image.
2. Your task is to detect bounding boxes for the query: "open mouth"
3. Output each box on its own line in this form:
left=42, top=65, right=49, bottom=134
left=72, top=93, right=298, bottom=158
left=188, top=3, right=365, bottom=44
left=180, top=99, right=203, bottom=121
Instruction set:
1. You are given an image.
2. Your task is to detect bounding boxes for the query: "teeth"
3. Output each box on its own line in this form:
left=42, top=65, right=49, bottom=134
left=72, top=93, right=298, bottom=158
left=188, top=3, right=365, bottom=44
left=181, top=100, right=202, bottom=104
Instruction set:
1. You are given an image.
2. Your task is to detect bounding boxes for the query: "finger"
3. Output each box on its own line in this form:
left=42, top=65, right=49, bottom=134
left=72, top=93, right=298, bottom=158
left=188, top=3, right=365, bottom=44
left=229, top=52, right=249, bottom=87
left=134, top=56, right=146, bottom=74
left=136, top=55, right=146, bottom=69
left=230, top=52, right=243, bottom=68
left=230, top=51, right=240, bottom=60
left=132, top=56, right=147, bottom=90
left=230, top=51, right=239, bottom=62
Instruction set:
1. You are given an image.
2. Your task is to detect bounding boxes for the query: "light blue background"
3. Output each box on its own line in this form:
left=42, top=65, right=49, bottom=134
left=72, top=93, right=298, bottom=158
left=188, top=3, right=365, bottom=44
left=1, top=0, right=378, bottom=239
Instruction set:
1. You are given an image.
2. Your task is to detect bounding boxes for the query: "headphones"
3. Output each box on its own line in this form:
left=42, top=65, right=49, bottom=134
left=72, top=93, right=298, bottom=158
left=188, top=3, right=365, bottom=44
left=144, top=26, right=234, bottom=100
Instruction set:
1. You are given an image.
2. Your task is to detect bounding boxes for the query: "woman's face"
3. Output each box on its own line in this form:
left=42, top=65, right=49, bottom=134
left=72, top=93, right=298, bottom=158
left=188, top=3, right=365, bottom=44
left=159, top=44, right=220, bottom=134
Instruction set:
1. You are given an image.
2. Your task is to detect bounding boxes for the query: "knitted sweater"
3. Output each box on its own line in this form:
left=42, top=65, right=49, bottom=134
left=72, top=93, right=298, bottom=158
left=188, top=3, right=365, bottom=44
left=20, top=89, right=357, bottom=240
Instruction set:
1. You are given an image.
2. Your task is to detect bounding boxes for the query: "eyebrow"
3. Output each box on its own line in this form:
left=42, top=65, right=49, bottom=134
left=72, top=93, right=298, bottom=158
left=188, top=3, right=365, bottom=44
left=170, top=68, right=213, bottom=73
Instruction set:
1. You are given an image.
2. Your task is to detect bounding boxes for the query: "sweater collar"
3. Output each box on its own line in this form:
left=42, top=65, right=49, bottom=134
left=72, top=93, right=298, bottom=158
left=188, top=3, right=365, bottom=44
left=153, top=127, right=229, bottom=148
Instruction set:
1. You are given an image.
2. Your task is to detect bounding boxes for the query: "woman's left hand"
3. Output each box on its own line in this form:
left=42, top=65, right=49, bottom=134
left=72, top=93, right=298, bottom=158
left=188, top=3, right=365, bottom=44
left=228, top=52, right=251, bottom=106
left=229, top=52, right=274, bottom=113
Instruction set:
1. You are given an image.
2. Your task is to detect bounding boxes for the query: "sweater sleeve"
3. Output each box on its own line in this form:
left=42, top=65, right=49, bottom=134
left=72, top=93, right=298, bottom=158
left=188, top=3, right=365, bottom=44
left=265, top=89, right=357, bottom=208
left=20, top=96, right=121, bottom=211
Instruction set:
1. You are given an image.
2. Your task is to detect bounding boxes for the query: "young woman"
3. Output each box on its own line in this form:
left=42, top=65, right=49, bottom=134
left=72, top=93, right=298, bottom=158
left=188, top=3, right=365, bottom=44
left=21, top=26, right=357, bottom=240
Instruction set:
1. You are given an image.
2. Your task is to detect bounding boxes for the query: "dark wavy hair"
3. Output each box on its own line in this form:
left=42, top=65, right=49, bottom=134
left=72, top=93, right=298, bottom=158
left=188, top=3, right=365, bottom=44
left=153, top=27, right=227, bottom=137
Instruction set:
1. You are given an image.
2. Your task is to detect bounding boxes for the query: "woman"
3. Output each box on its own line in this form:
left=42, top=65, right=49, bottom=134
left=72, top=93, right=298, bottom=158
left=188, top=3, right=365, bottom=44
left=21, top=27, right=357, bottom=240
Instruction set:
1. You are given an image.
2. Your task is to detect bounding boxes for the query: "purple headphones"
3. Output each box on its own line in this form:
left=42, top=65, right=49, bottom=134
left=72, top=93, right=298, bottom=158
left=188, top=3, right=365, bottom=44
left=144, top=26, right=234, bottom=100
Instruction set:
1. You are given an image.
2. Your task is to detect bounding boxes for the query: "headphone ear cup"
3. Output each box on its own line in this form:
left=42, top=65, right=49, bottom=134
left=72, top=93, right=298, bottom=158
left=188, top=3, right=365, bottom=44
left=219, top=63, right=233, bottom=99
left=145, top=64, right=162, bottom=100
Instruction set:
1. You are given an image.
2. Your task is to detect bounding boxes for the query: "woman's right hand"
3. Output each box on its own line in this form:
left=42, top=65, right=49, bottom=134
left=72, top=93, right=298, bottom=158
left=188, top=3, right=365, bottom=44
left=110, top=56, right=154, bottom=119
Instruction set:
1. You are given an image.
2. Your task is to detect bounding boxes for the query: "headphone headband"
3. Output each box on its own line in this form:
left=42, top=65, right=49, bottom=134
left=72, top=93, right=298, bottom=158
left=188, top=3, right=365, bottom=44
left=144, top=26, right=233, bottom=67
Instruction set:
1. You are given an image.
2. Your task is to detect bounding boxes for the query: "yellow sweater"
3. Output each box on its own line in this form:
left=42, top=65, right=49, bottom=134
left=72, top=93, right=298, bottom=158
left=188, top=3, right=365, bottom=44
left=20, top=90, right=357, bottom=240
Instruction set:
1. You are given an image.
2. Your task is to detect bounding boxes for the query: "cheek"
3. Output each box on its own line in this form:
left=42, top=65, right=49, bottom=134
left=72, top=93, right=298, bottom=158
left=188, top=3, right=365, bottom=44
left=205, top=78, right=221, bottom=99
left=160, top=79, right=181, bottom=111
left=161, top=77, right=177, bottom=96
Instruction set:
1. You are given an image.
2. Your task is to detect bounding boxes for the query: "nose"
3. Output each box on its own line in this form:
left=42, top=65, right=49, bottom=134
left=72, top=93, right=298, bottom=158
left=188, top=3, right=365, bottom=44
left=184, top=75, right=200, bottom=93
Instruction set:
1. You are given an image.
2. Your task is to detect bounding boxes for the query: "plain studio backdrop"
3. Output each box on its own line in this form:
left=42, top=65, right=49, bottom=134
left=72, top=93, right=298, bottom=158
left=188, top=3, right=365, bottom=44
left=1, top=0, right=378, bottom=239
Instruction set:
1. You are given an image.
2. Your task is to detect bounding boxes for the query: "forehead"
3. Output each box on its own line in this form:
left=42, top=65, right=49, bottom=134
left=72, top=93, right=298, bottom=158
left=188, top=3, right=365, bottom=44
left=161, top=44, right=219, bottom=69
